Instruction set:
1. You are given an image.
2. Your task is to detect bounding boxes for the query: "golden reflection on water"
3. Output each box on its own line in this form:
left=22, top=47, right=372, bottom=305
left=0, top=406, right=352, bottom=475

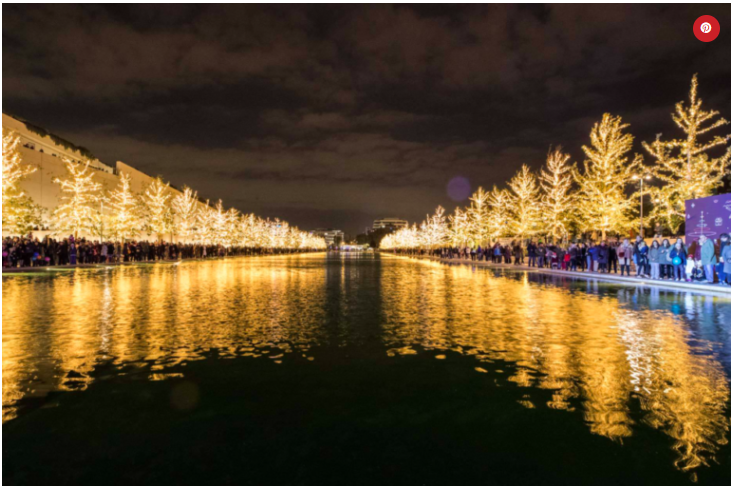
left=2, top=253, right=730, bottom=473
left=379, top=257, right=730, bottom=473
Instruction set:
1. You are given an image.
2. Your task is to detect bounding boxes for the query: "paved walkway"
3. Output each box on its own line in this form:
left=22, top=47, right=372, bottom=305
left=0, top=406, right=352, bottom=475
left=410, top=255, right=731, bottom=297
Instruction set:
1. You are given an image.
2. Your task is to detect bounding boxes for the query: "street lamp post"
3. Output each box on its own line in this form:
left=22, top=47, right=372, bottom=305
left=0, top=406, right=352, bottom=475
left=632, top=174, right=651, bottom=238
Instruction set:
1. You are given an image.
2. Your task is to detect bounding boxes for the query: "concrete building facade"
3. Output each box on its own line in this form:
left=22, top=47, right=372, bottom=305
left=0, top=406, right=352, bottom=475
left=2, top=113, right=206, bottom=240
left=373, top=218, right=408, bottom=231
left=312, top=228, right=344, bottom=247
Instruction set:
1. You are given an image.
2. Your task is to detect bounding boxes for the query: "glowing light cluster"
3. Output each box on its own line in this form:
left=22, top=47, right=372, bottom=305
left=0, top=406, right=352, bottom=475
left=14, top=153, right=328, bottom=249
left=2, top=128, right=42, bottom=235
left=383, top=76, right=729, bottom=249
left=643, top=74, right=731, bottom=233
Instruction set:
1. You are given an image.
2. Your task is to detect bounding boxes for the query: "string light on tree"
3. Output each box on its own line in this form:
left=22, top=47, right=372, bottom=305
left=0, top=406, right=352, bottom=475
left=488, top=186, right=513, bottom=239
left=643, top=74, right=730, bottom=233
left=508, top=164, right=542, bottom=239
left=172, top=186, right=200, bottom=242
left=574, top=113, right=642, bottom=240
left=108, top=172, right=143, bottom=241
left=143, top=177, right=174, bottom=241
left=449, top=207, right=469, bottom=246
left=466, top=187, right=491, bottom=246
left=52, top=158, right=103, bottom=238
left=2, top=128, right=42, bottom=234
left=539, top=147, right=574, bottom=242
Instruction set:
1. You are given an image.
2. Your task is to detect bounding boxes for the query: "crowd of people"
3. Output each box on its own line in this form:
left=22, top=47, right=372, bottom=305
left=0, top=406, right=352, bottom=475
left=390, top=233, right=731, bottom=286
left=2, top=235, right=320, bottom=268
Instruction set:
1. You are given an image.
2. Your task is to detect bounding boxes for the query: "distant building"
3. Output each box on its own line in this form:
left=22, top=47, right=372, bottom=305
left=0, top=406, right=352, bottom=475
left=312, top=228, right=344, bottom=247
left=373, top=218, right=408, bottom=231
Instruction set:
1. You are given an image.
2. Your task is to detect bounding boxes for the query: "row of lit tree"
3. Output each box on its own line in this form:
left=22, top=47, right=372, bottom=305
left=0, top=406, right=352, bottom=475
left=382, top=75, right=730, bottom=250
left=1, top=134, right=326, bottom=249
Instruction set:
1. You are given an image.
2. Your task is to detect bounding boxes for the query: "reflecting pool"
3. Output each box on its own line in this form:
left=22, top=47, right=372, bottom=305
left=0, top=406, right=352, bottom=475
left=3, top=253, right=731, bottom=484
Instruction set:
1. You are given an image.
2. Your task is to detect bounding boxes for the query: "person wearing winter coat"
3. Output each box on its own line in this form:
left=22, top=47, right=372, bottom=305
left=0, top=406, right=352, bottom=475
left=636, top=241, right=649, bottom=277
left=513, top=243, right=523, bottom=265
left=699, top=235, right=717, bottom=283
left=659, top=239, right=672, bottom=280
left=617, top=238, right=634, bottom=276
left=720, top=235, right=731, bottom=286
left=537, top=243, right=547, bottom=268
left=577, top=243, right=587, bottom=271
left=648, top=240, right=661, bottom=280
left=493, top=243, right=502, bottom=263
left=631, top=236, right=643, bottom=269
left=69, top=242, right=77, bottom=265
left=718, top=233, right=730, bottom=285
left=669, top=239, right=688, bottom=281
left=608, top=243, right=618, bottom=274
left=568, top=243, right=580, bottom=271
left=587, top=243, right=599, bottom=272
left=597, top=242, right=609, bottom=273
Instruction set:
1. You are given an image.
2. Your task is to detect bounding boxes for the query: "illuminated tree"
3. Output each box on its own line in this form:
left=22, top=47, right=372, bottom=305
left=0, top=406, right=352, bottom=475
left=2, top=128, right=42, bottom=234
left=108, top=172, right=142, bottom=241
left=507, top=164, right=542, bottom=239
left=466, top=187, right=491, bottom=246
left=52, top=158, right=103, bottom=238
left=172, top=186, right=199, bottom=242
left=539, top=147, right=575, bottom=241
left=448, top=207, right=469, bottom=246
left=575, top=113, right=642, bottom=239
left=210, top=199, right=241, bottom=246
left=7, top=197, right=45, bottom=236
left=643, top=75, right=731, bottom=233
left=488, top=186, right=512, bottom=239
left=143, top=177, right=173, bottom=241
left=239, top=213, right=258, bottom=247
left=424, top=206, right=448, bottom=249
left=224, top=207, right=241, bottom=247
left=2, top=129, right=34, bottom=204
left=268, top=218, right=290, bottom=248
left=196, top=202, right=217, bottom=245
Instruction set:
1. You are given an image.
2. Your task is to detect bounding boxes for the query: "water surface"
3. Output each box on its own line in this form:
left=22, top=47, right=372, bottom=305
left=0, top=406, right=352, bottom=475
left=3, top=253, right=731, bottom=484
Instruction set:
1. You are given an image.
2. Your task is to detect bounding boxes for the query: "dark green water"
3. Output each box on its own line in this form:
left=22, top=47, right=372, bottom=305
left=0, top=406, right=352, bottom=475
left=3, top=253, right=731, bottom=485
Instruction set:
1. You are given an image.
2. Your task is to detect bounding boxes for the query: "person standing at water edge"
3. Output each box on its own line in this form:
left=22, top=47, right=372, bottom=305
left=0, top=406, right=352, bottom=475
left=670, top=239, right=688, bottom=281
left=608, top=242, right=618, bottom=274
left=649, top=240, right=661, bottom=280
left=660, top=239, right=672, bottom=280
left=586, top=242, right=596, bottom=272
left=618, top=239, right=634, bottom=276
left=718, top=233, right=730, bottom=285
left=720, top=234, right=731, bottom=286
left=527, top=241, right=537, bottom=267
left=699, top=235, right=717, bottom=283
left=597, top=241, right=609, bottom=273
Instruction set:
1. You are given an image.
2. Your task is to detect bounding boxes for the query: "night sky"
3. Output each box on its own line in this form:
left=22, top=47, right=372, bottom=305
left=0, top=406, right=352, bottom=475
left=3, top=4, right=731, bottom=235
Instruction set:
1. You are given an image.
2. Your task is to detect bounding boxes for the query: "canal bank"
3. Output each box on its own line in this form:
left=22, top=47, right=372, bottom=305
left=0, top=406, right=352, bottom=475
left=396, top=253, right=731, bottom=297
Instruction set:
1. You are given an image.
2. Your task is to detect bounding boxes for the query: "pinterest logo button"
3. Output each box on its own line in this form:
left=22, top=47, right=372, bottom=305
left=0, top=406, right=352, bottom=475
left=694, top=15, right=720, bottom=42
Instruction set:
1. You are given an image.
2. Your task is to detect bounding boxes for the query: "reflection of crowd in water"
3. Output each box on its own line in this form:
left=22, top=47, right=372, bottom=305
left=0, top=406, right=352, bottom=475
left=391, top=233, right=731, bottom=286
left=2, top=235, right=320, bottom=268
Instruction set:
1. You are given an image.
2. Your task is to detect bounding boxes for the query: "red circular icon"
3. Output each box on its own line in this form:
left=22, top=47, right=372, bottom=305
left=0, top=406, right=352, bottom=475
left=694, top=15, right=720, bottom=42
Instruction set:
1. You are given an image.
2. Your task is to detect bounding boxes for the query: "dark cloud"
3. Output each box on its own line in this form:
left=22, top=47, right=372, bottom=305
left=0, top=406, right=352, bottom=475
left=4, top=4, right=731, bottom=234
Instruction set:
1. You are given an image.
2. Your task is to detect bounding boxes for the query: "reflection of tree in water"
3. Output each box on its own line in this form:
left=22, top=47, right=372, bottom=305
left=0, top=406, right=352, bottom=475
left=379, top=259, right=730, bottom=474
left=2, top=254, right=730, bottom=475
